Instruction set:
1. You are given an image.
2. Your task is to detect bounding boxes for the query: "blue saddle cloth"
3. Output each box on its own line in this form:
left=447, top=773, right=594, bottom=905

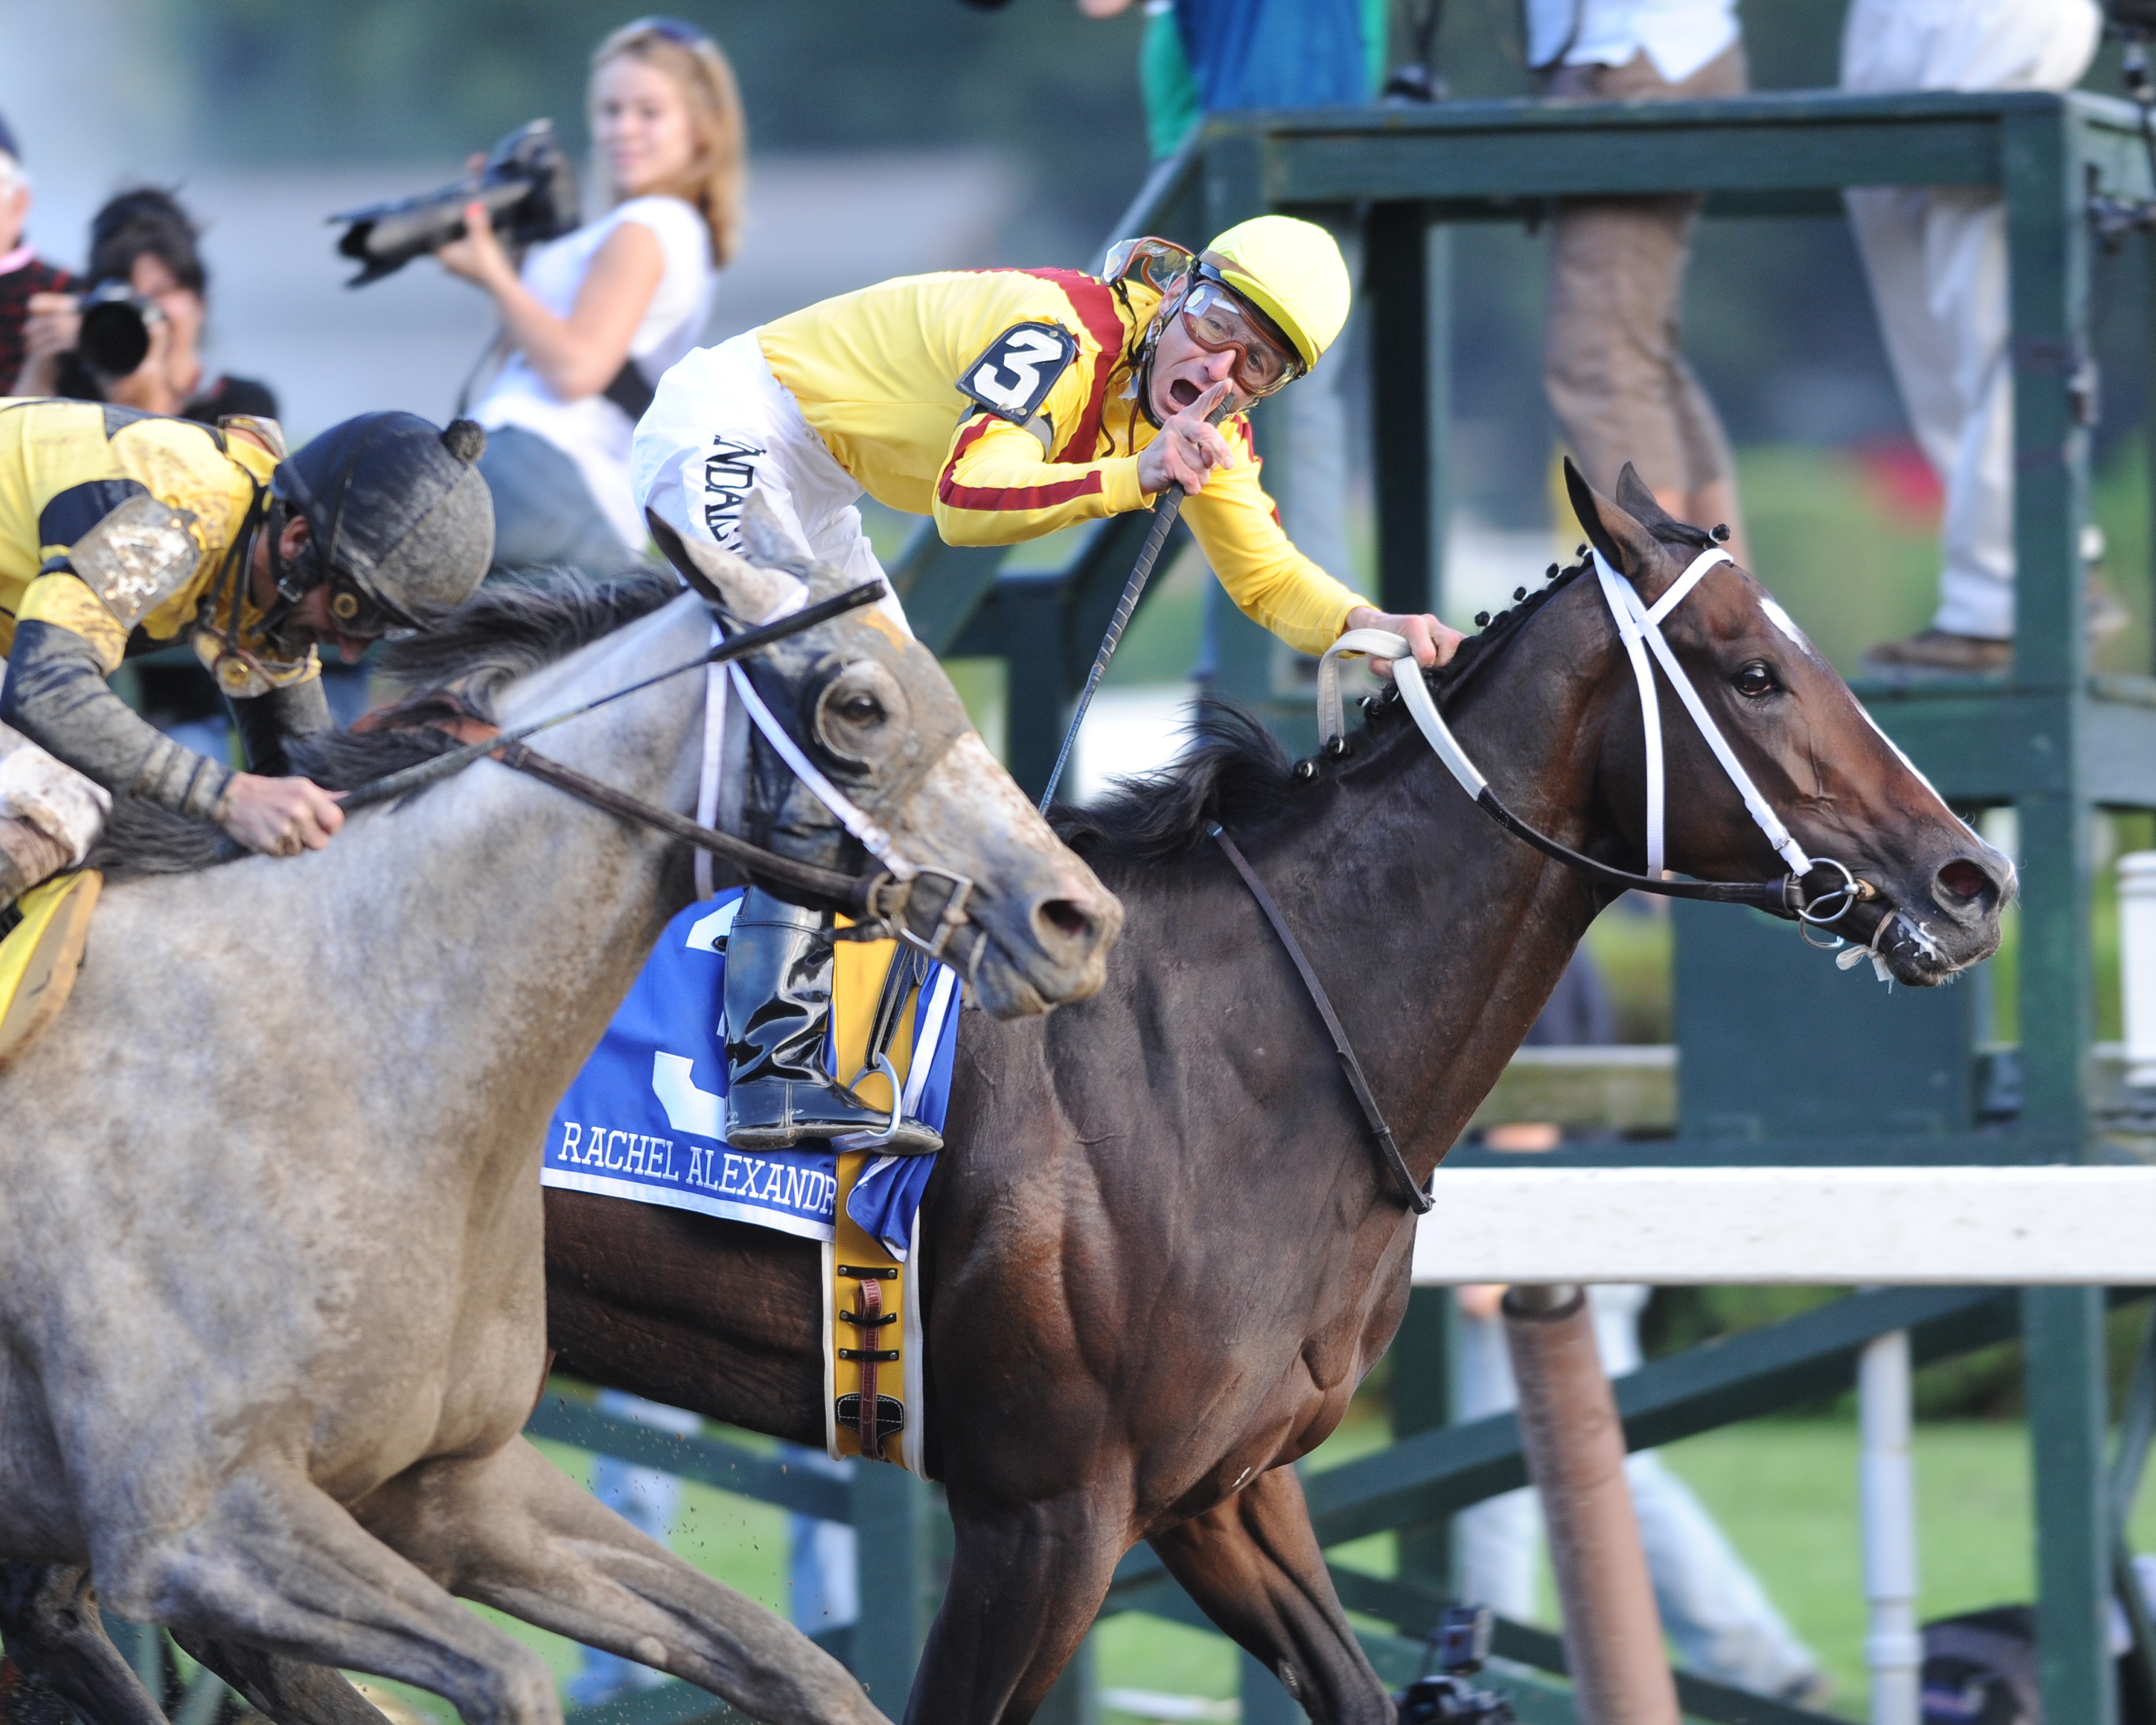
left=542, top=891, right=957, bottom=1259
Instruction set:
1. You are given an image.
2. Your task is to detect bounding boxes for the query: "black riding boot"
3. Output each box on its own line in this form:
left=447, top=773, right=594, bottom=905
left=722, top=889, right=943, bottom=1154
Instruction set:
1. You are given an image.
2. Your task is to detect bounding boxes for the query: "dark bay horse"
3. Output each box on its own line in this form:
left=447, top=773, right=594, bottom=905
left=538, top=466, right=2010, bottom=1724
left=10, top=467, right=2011, bottom=1725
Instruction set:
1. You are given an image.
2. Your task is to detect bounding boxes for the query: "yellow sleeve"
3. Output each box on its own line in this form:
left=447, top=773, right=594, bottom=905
left=1180, top=419, right=1372, bottom=657
left=931, top=409, right=1150, bottom=546
left=16, top=573, right=129, bottom=672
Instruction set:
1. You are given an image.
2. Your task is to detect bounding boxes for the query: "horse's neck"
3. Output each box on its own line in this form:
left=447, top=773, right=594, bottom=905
left=1227, top=586, right=1623, bottom=1184
left=297, top=597, right=709, bottom=1139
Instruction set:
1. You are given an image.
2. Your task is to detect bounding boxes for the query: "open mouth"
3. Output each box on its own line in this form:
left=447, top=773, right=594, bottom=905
left=1168, top=377, right=1201, bottom=412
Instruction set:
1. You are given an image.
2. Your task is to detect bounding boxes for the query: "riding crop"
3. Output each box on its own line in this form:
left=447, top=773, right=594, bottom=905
left=339, top=580, right=885, bottom=814
left=1036, top=401, right=1231, bottom=812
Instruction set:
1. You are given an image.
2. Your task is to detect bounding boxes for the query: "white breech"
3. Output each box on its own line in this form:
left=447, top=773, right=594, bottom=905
left=1840, top=0, right=2103, bottom=642
left=0, top=659, right=111, bottom=867
left=632, top=331, right=911, bottom=635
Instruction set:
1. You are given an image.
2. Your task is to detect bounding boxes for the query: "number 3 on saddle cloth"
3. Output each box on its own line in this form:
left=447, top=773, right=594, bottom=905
left=543, top=888, right=960, bottom=1473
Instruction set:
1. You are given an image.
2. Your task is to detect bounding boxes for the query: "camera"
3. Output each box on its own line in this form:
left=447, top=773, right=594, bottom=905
left=74, top=279, right=165, bottom=378
left=1393, top=1607, right=1514, bottom=1725
left=331, top=119, right=580, bottom=288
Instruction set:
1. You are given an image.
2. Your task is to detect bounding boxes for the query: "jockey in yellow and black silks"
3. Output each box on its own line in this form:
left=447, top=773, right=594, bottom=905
left=631, top=213, right=1464, bottom=1156
left=0, top=401, right=495, bottom=907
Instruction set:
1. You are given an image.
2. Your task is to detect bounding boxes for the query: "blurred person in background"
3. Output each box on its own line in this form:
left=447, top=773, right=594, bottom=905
left=568, top=1390, right=703, bottom=1707
left=1453, top=1282, right=1830, bottom=1706
left=0, top=115, right=72, bottom=398
left=1452, top=950, right=1829, bottom=1708
left=13, top=188, right=277, bottom=424
left=438, top=17, right=741, bottom=580
left=1845, top=0, right=2104, bottom=676
left=1533, top=0, right=1751, bottom=568
left=1080, top=0, right=1386, bottom=680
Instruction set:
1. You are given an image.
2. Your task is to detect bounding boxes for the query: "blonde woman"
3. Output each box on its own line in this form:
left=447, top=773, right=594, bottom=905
left=438, top=17, right=744, bottom=576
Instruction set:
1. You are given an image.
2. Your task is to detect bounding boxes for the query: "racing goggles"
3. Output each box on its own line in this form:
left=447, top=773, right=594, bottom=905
left=1177, top=267, right=1302, bottom=400
left=323, top=576, right=416, bottom=638
left=1103, top=236, right=1304, bottom=402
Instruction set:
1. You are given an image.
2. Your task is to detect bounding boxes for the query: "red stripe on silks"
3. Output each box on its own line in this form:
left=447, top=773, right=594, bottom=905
left=1019, top=269, right=1128, bottom=457
left=939, top=415, right=1108, bottom=512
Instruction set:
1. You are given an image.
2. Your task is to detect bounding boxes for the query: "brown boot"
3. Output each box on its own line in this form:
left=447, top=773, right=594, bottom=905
left=0, top=819, right=69, bottom=915
left=1861, top=630, right=2012, bottom=678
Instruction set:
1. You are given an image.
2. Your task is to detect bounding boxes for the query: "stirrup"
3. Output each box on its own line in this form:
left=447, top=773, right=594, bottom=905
left=833, top=1053, right=943, bottom=1156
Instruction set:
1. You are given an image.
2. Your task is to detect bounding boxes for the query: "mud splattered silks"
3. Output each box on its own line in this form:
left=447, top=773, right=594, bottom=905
left=543, top=890, right=957, bottom=1259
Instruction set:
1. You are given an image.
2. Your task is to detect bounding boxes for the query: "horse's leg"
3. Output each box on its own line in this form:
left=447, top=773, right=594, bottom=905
left=353, top=1436, right=886, bottom=1725
left=0, top=1563, right=164, bottom=1725
left=98, top=1466, right=561, bottom=1725
left=1146, top=1466, right=1392, bottom=1725
left=169, top=1631, right=390, bottom=1725
left=911, top=1494, right=1128, bottom=1725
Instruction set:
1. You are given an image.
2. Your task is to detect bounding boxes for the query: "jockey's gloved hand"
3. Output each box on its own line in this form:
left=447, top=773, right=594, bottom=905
left=217, top=773, right=344, bottom=857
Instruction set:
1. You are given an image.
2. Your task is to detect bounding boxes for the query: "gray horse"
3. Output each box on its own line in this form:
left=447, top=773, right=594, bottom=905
left=0, top=513, right=1118, bottom=1725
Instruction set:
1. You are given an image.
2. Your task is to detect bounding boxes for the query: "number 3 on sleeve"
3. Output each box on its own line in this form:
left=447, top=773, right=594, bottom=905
left=957, top=323, right=1078, bottom=423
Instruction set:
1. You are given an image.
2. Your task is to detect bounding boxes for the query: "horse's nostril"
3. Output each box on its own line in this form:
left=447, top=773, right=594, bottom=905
left=1040, top=899, right=1092, bottom=940
left=1939, top=860, right=1987, bottom=900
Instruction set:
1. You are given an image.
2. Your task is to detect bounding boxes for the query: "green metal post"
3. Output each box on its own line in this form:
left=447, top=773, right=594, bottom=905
left=1368, top=202, right=1446, bottom=620
left=1240, top=1648, right=1304, bottom=1725
left=1035, top=1634, right=1099, bottom=1725
left=849, top=1464, right=936, bottom=1712
left=2003, top=107, right=2093, bottom=1150
left=1392, top=1286, right=1455, bottom=1602
left=2025, top=1287, right=2116, bottom=1725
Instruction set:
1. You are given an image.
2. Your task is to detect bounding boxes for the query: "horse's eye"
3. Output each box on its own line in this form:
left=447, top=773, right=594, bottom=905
left=1733, top=661, right=1776, bottom=699
left=838, top=693, right=883, bottom=725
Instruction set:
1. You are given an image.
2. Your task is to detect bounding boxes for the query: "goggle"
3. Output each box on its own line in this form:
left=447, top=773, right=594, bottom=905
left=1177, top=267, right=1302, bottom=400
left=323, top=576, right=413, bottom=639
left=1102, top=237, right=1304, bottom=402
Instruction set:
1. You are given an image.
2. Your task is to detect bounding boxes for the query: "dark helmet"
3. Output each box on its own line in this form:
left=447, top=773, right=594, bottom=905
left=270, top=413, right=494, bottom=627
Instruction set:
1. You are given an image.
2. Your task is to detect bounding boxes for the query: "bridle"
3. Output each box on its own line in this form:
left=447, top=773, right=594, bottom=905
left=1315, top=546, right=1874, bottom=936
left=1223, top=546, right=1881, bottom=1215
left=336, top=584, right=977, bottom=962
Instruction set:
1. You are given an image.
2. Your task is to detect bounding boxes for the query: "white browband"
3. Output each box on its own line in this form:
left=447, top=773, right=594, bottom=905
left=1315, top=546, right=1813, bottom=882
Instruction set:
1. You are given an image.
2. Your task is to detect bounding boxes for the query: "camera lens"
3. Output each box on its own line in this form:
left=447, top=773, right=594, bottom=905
left=77, top=286, right=154, bottom=377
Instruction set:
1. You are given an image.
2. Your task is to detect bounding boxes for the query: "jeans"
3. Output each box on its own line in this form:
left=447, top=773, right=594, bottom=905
left=479, top=425, right=645, bottom=581
left=566, top=1391, right=701, bottom=1707
left=1451, top=1288, right=1821, bottom=1697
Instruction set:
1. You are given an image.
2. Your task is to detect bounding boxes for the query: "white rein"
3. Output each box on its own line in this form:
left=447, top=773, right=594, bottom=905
left=1316, top=548, right=1853, bottom=916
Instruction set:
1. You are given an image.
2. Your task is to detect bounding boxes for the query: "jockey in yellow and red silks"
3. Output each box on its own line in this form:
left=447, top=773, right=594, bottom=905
left=632, top=213, right=1464, bottom=1159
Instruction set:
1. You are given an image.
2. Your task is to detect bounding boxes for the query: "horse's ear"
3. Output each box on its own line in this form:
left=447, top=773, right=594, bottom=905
left=1563, top=457, right=1678, bottom=603
left=733, top=491, right=862, bottom=601
left=1612, top=462, right=1672, bottom=528
left=645, top=507, right=801, bottom=624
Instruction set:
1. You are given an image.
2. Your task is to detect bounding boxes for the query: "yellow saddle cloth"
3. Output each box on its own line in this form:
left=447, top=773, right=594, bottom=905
left=0, top=872, right=102, bottom=1067
left=825, top=928, right=934, bottom=1473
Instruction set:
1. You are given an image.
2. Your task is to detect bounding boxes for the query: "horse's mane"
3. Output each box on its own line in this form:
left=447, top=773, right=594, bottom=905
left=88, top=569, right=682, bottom=879
left=1054, top=554, right=1598, bottom=866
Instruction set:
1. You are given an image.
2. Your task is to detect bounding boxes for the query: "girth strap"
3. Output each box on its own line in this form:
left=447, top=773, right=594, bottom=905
left=1212, top=828, right=1432, bottom=1215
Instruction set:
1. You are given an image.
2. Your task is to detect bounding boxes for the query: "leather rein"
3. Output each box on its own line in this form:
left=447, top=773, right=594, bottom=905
left=338, top=584, right=972, bottom=954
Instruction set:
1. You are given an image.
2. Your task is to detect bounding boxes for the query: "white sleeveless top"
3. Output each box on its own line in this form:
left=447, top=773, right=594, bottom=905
left=475, top=193, right=715, bottom=552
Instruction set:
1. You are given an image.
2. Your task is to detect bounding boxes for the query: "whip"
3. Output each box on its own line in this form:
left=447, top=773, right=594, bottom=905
left=1036, top=398, right=1230, bottom=812
left=340, top=581, right=885, bottom=813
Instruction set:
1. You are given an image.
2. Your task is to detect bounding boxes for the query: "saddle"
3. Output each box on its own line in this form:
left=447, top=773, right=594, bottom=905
left=0, top=872, right=102, bottom=1067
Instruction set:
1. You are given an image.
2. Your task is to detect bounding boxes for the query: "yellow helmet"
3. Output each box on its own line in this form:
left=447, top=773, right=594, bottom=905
left=1204, top=215, right=1351, bottom=372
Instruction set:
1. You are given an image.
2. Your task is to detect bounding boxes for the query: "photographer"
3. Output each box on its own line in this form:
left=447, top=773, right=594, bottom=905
left=12, top=187, right=277, bottom=425
left=0, top=114, right=73, bottom=395
left=443, top=18, right=742, bottom=578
